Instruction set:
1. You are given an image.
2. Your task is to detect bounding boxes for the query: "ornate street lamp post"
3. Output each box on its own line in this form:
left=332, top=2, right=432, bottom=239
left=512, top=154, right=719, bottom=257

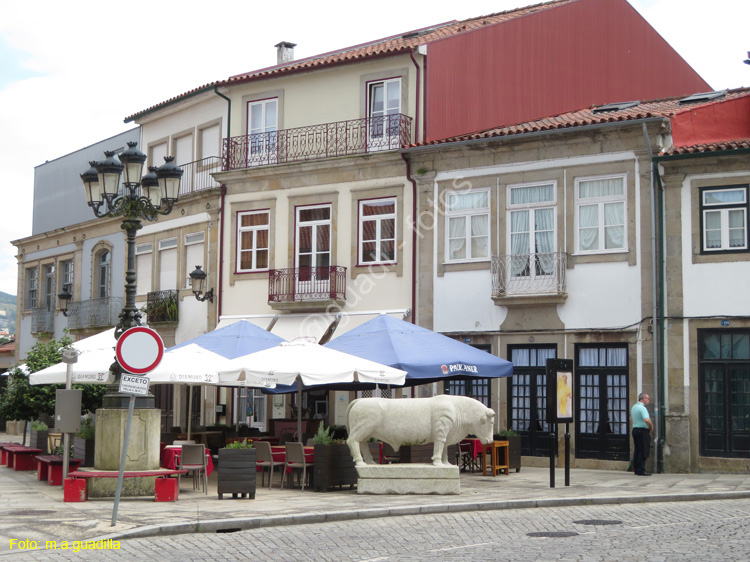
left=81, top=141, right=183, bottom=407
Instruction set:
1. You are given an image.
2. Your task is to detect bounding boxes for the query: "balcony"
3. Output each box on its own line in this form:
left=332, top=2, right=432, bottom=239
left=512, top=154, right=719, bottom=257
left=268, top=266, right=346, bottom=311
left=223, top=114, right=412, bottom=171
left=67, top=297, right=123, bottom=330
left=177, top=156, right=222, bottom=197
left=145, top=290, right=179, bottom=324
left=31, top=307, right=53, bottom=334
left=491, top=252, right=567, bottom=306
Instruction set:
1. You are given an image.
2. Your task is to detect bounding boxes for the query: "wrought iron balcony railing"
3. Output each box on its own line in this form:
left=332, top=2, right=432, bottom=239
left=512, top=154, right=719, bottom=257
left=491, top=252, right=567, bottom=297
left=67, top=297, right=124, bottom=330
left=223, top=114, right=412, bottom=170
left=145, top=290, right=179, bottom=323
left=31, top=307, right=54, bottom=334
left=178, top=156, right=222, bottom=197
left=268, top=266, right=346, bottom=303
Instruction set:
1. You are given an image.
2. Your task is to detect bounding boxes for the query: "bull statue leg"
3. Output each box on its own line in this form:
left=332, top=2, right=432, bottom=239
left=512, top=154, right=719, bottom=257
left=347, top=437, right=366, bottom=466
left=431, top=419, right=451, bottom=465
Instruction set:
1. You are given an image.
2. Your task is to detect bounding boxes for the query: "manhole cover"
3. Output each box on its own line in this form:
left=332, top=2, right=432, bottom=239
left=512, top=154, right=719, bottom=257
left=573, top=520, right=622, bottom=526
left=527, top=531, right=579, bottom=538
left=6, top=510, right=56, bottom=516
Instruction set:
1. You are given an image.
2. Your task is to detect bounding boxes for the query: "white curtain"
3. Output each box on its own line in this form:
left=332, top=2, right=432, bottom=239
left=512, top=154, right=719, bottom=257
left=579, top=178, right=623, bottom=199
left=510, top=184, right=554, bottom=205
left=578, top=205, right=599, bottom=251
left=449, top=191, right=488, bottom=212
left=535, top=208, right=555, bottom=274
left=470, top=215, right=489, bottom=257
left=510, top=211, right=530, bottom=276
left=604, top=202, right=625, bottom=249
left=449, top=216, right=466, bottom=260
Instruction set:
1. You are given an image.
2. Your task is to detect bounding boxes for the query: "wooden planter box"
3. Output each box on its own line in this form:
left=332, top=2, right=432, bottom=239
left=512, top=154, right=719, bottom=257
left=507, top=435, right=521, bottom=472
left=73, top=437, right=95, bottom=467
left=398, top=443, right=458, bottom=464
left=217, top=448, right=256, bottom=499
left=30, top=429, right=49, bottom=454
left=313, top=443, right=357, bottom=492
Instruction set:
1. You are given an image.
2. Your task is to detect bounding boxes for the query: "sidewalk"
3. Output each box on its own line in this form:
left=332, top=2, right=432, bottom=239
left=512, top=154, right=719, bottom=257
left=0, top=431, right=748, bottom=552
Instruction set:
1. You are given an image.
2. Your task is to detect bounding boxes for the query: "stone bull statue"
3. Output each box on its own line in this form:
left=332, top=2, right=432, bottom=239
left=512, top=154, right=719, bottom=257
left=346, top=395, right=495, bottom=466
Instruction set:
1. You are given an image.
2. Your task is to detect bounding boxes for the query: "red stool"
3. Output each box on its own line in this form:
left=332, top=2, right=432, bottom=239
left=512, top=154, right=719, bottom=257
left=63, top=478, right=87, bottom=502
left=154, top=477, right=179, bottom=502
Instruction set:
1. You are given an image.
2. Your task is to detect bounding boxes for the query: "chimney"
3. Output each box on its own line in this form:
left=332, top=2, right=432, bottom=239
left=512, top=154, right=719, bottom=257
left=275, top=41, right=297, bottom=65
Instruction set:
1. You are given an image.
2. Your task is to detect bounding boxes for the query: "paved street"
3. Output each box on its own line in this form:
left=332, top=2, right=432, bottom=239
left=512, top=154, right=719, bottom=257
left=7, top=498, right=750, bottom=561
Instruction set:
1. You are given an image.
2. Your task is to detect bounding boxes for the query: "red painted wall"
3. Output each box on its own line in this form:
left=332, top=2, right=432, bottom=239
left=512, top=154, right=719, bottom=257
left=425, top=0, right=711, bottom=142
left=672, top=96, right=750, bottom=147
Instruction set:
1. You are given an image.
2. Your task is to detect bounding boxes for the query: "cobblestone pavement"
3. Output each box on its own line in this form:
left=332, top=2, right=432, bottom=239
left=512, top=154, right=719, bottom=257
left=7, top=498, right=750, bottom=561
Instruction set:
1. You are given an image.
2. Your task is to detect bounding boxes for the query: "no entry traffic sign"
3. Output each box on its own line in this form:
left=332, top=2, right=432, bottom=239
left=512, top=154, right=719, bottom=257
left=115, top=327, right=164, bottom=375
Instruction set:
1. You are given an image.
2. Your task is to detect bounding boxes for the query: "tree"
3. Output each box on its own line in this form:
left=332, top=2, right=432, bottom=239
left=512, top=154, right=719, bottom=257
left=0, top=333, right=107, bottom=443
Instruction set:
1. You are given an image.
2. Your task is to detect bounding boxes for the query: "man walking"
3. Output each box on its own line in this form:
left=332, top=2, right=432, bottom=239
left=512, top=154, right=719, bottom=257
left=631, top=393, right=653, bottom=476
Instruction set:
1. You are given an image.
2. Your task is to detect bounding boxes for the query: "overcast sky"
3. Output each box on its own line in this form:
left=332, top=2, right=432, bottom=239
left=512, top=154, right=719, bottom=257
left=0, top=0, right=748, bottom=296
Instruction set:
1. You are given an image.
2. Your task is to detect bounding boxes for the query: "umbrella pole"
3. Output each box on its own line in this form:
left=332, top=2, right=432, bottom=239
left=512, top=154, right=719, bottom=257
left=187, top=385, right=194, bottom=441
left=297, top=376, right=303, bottom=442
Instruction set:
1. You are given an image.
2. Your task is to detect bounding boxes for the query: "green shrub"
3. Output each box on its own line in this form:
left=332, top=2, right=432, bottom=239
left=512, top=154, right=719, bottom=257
left=30, top=420, right=48, bottom=431
left=495, top=429, right=518, bottom=438
left=77, top=417, right=95, bottom=440
left=225, top=439, right=254, bottom=449
left=312, top=421, right=335, bottom=445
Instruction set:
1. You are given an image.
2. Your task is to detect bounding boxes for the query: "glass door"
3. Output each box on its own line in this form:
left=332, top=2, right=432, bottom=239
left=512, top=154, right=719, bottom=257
left=295, top=205, right=331, bottom=299
left=247, top=98, right=278, bottom=165
left=368, top=78, right=401, bottom=151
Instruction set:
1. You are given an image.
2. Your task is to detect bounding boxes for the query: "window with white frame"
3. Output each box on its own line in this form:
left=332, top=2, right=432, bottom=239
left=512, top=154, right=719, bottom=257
left=96, top=250, right=111, bottom=298
left=159, top=238, right=178, bottom=291
left=508, top=183, right=556, bottom=277
left=445, top=190, right=490, bottom=261
left=237, top=210, right=270, bottom=272
left=575, top=175, right=626, bottom=253
left=60, top=260, right=73, bottom=291
left=247, top=98, right=278, bottom=164
left=359, top=198, right=396, bottom=264
left=43, top=264, right=55, bottom=309
left=184, top=232, right=205, bottom=288
left=701, top=185, right=748, bottom=252
left=135, top=243, right=153, bottom=296
left=27, top=267, right=38, bottom=310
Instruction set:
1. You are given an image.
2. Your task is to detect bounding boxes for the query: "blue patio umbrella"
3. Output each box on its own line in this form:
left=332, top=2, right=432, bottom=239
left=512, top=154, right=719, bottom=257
left=168, top=320, right=285, bottom=358
left=324, top=315, right=513, bottom=384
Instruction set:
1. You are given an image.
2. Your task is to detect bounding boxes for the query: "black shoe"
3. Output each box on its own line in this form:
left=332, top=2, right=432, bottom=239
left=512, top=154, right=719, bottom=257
left=636, top=472, right=652, bottom=476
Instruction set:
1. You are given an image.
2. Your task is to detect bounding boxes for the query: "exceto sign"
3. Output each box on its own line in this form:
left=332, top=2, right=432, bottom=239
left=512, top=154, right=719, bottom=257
left=119, top=374, right=150, bottom=396
left=115, top=327, right=164, bottom=375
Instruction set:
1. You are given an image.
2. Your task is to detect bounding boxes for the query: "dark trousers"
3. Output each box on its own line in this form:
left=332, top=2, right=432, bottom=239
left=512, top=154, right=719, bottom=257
left=632, top=427, right=650, bottom=474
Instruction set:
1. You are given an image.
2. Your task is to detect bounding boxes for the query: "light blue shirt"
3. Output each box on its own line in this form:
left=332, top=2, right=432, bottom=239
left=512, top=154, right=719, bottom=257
left=631, top=401, right=650, bottom=429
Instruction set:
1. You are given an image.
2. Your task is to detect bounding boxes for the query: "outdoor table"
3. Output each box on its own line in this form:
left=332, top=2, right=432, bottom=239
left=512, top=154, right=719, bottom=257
left=0, top=443, right=18, bottom=467
left=35, top=455, right=83, bottom=486
left=4, top=446, right=43, bottom=471
left=160, top=445, right=214, bottom=477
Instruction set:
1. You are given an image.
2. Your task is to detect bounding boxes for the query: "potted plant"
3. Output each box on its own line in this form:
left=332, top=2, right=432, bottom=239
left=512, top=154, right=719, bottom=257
left=30, top=420, right=49, bottom=453
left=495, top=429, right=521, bottom=472
left=217, top=439, right=257, bottom=499
left=74, top=417, right=96, bottom=467
left=313, top=422, right=357, bottom=492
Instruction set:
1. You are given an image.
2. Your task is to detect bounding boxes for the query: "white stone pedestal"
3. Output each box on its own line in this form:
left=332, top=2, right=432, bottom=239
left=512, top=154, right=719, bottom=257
left=356, top=464, right=460, bottom=494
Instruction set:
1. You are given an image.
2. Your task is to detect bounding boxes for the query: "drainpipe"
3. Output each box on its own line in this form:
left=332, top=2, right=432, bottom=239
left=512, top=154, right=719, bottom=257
left=642, top=123, right=663, bottom=474
left=213, top=86, right=231, bottom=141
left=409, top=48, right=421, bottom=144
left=401, top=153, right=418, bottom=325
left=218, top=184, right=227, bottom=319
left=213, top=86, right=231, bottom=320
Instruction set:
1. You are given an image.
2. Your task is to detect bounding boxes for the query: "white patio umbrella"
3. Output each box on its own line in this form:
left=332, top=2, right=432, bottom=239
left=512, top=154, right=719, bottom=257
left=218, top=339, right=407, bottom=439
left=146, top=344, right=237, bottom=440
left=29, top=327, right=133, bottom=386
